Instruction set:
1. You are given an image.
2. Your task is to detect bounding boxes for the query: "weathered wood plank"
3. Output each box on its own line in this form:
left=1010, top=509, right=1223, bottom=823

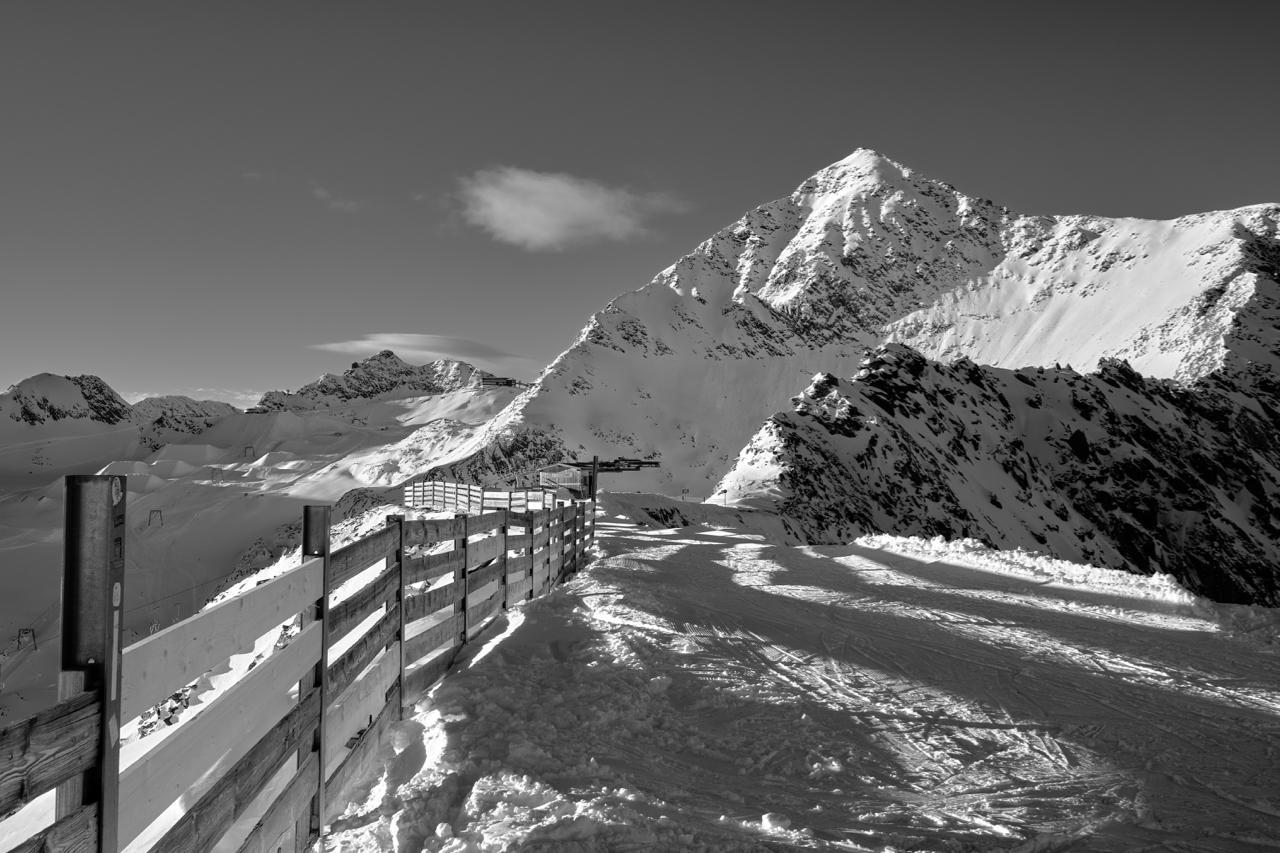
left=328, top=563, right=399, bottom=646
left=325, top=681, right=399, bottom=823
left=468, top=512, right=505, bottom=534
left=466, top=560, right=503, bottom=596
left=327, top=604, right=399, bottom=702
left=531, top=528, right=550, bottom=548
left=149, top=689, right=321, bottom=853
left=507, top=576, right=532, bottom=602
left=121, top=557, right=323, bottom=723
left=11, top=801, right=97, bottom=853
left=466, top=592, right=501, bottom=628
left=505, top=533, right=532, bottom=551
left=505, top=554, right=532, bottom=577
left=402, top=645, right=460, bottom=703
left=234, top=751, right=319, bottom=853
left=405, top=549, right=461, bottom=586
left=465, top=535, right=503, bottom=570
left=403, top=516, right=464, bottom=547
left=118, top=621, right=323, bottom=847
left=548, top=550, right=563, bottom=569
left=403, top=582, right=460, bottom=623
left=328, top=526, right=398, bottom=589
left=0, top=690, right=100, bottom=815
left=323, top=642, right=399, bottom=780
left=403, top=614, right=464, bottom=667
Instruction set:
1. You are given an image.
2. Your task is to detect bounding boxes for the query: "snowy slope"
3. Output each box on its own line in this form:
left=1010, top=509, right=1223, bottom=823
left=432, top=150, right=1280, bottom=494
left=258, top=351, right=493, bottom=411
left=0, top=365, right=521, bottom=721
left=715, top=344, right=1280, bottom=605
left=316, top=509, right=1280, bottom=852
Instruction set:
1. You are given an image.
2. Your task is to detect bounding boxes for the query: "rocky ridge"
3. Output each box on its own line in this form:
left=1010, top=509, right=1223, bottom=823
left=258, top=350, right=491, bottom=411
left=716, top=344, right=1280, bottom=605
left=132, top=396, right=241, bottom=434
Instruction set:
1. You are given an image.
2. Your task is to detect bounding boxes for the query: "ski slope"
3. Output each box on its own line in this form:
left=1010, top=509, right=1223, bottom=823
left=322, top=499, right=1280, bottom=852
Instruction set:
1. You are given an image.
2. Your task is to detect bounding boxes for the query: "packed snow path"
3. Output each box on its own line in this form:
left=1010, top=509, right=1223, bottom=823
left=331, top=511, right=1280, bottom=852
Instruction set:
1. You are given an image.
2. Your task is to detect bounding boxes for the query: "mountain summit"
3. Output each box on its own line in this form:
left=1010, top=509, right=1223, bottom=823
left=431, top=149, right=1279, bottom=492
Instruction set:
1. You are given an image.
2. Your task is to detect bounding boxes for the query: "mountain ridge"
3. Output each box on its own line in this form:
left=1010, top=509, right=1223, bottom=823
left=257, top=350, right=492, bottom=411
left=421, top=149, right=1280, bottom=497
left=715, top=344, right=1280, bottom=605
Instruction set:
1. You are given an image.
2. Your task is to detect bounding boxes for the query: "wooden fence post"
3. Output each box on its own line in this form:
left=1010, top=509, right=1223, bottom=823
left=58, top=474, right=126, bottom=853
left=297, top=505, right=331, bottom=852
left=385, top=515, right=406, bottom=722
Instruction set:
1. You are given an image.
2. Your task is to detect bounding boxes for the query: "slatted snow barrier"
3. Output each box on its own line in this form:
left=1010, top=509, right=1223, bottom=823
left=402, top=478, right=557, bottom=514
left=0, top=475, right=595, bottom=853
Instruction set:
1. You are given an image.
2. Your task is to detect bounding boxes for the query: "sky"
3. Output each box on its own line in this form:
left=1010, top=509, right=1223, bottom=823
left=2, top=2, right=1277, bottom=407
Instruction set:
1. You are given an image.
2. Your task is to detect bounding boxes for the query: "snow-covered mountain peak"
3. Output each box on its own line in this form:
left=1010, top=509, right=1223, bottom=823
left=258, top=350, right=493, bottom=411
left=423, top=150, right=1278, bottom=499
left=1, top=373, right=135, bottom=427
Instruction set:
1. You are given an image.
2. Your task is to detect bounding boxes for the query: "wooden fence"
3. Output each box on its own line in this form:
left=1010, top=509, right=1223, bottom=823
left=0, top=475, right=595, bottom=853
left=403, top=479, right=558, bottom=515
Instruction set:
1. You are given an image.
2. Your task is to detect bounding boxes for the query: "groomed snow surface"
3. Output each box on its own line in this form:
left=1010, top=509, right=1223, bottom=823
left=323, top=497, right=1280, bottom=852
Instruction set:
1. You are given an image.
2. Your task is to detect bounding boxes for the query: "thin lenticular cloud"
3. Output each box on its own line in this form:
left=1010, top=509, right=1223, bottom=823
left=313, top=333, right=538, bottom=375
left=311, top=182, right=366, bottom=213
left=457, top=167, right=688, bottom=251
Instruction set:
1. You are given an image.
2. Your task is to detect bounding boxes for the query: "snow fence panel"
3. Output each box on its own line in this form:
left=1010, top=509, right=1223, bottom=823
left=148, top=687, right=321, bottom=853
left=327, top=526, right=399, bottom=590
left=327, top=603, right=399, bottom=702
left=327, top=562, right=399, bottom=648
left=117, top=620, right=322, bottom=847
left=119, top=557, right=324, bottom=725
left=322, top=641, right=399, bottom=782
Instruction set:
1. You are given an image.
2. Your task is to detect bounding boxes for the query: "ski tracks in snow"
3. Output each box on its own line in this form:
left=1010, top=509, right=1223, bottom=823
left=333, top=515, right=1280, bottom=852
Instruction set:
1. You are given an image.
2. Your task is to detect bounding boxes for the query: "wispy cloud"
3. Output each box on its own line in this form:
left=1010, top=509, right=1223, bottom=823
left=311, top=182, right=367, bottom=213
left=313, top=333, right=539, bottom=377
left=456, top=166, right=688, bottom=251
left=122, top=388, right=266, bottom=408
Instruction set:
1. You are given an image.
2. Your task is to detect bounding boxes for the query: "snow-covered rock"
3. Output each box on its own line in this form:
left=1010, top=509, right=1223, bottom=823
left=432, top=149, right=1280, bottom=495
left=131, top=395, right=240, bottom=435
left=716, top=344, right=1280, bottom=605
left=258, top=350, right=492, bottom=411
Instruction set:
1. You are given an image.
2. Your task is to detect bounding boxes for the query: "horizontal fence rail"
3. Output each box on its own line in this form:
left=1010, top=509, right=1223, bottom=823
left=0, top=477, right=596, bottom=853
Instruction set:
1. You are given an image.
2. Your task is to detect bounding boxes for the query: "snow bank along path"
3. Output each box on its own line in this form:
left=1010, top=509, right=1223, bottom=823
left=324, top=501, right=1280, bottom=852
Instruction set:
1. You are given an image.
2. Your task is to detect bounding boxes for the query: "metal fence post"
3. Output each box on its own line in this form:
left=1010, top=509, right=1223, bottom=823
left=58, top=474, right=126, bottom=853
left=297, top=505, right=331, bottom=851
left=454, top=513, right=468, bottom=645
left=385, top=514, right=406, bottom=721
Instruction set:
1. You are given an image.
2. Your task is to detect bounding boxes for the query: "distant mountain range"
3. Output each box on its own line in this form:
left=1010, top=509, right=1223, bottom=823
left=2, top=149, right=1276, bottom=605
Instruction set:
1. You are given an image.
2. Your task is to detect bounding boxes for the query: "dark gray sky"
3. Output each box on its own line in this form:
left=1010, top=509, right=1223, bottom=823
left=3, top=2, right=1276, bottom=405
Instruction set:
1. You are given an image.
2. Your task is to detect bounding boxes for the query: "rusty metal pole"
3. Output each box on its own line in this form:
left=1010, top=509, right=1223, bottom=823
left=59, top=474, right=126, bottom=853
